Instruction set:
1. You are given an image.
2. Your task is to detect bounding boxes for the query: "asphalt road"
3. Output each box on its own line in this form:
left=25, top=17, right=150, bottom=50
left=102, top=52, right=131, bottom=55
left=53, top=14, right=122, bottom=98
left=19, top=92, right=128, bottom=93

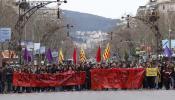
left=0, top=90, right=175, bottom=100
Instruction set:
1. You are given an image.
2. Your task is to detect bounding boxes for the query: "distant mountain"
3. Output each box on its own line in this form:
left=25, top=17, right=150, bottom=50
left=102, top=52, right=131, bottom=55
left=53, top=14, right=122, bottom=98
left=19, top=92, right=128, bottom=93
left=62, top=10, right=122, bottom=32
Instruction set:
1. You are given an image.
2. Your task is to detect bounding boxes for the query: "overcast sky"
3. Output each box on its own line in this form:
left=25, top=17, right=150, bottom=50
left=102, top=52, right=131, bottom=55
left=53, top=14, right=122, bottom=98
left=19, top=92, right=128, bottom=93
left=29, top=0, right=149, bottom=19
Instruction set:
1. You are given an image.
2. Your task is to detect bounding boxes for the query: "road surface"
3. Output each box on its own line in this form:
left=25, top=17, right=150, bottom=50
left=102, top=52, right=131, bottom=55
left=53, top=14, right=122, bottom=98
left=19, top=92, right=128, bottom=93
left=0, top=90, right=175, bottom=100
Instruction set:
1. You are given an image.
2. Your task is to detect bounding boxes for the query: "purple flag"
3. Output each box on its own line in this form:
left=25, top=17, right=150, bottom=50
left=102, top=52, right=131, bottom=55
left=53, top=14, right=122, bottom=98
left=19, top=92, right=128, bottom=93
left=23, top=48, right=32, bottom=62
left=164, top=46, right=172, bottom=58
left=46, top=48, right=53, bottom=63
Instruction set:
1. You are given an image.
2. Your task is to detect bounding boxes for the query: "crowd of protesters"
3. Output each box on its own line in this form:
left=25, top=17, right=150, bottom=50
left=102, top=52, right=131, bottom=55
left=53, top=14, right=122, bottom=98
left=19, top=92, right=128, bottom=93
left=0, top=58, right=175, bottom=94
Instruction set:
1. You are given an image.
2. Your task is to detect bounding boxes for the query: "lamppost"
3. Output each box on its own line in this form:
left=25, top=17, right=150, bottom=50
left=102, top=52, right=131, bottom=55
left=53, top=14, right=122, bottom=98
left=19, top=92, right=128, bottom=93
left=121, top=15, right=130, bottom=28
left=15, top=0, right=67, bottom=64
left=121, top=7, right=160, bottom=59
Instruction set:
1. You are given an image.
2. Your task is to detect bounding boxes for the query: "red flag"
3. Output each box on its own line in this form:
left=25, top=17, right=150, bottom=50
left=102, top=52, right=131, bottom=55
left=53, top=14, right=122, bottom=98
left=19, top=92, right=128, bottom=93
left=96, top=46, right=101, bottom=63
left=73, top=48, right=77, bottom=64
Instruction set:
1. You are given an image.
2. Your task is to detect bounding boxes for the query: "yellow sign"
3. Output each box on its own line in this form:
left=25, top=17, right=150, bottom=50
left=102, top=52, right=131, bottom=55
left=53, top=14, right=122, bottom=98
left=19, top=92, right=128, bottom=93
left=146, top=68, right=158, bottom=76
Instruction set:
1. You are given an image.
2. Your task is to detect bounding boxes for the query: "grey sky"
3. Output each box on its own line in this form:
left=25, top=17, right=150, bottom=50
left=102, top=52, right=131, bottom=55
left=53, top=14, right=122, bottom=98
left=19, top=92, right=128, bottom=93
left=30, top=0, right=149, bottom=19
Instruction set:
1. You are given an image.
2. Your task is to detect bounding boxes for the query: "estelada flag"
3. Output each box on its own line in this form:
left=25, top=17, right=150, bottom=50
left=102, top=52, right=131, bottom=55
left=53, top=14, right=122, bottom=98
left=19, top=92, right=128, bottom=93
left=58, top=48, right=64, bottom=64
left=96, top=46, right=101, bottom=63
left=80, top=47, right=86, bottom=63
left=73, top=48, right=77, bottom=65
left=103, top=43, right=110, bottom=61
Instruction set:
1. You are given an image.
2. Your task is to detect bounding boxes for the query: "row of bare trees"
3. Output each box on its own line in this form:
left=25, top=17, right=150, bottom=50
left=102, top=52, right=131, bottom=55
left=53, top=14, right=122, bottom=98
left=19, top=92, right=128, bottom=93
left=109, top=7, right=175, bottom=60
left=0, top=0, right=74, bottom=59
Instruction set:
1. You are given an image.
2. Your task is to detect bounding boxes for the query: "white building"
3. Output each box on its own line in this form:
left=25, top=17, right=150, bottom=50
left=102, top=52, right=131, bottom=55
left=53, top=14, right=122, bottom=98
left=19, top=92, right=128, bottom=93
left=72, top=31, right=109, bottom=50
left=137, top=0, right=175, bottom=18
left=148, top=0, right=175, bottom=12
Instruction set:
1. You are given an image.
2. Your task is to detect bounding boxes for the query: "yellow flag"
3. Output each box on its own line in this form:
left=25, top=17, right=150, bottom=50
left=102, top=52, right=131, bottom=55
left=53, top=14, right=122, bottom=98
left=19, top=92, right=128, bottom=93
left=80, top=47, right=86, bottom=63
left=58, top=48, right=64, bottom=64
left=103, top=43, right=110, bottom=61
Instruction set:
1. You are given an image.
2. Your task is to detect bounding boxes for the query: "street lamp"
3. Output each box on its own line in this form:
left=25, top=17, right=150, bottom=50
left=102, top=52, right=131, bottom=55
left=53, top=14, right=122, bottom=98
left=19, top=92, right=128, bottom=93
left=18, top=1, right=29, bottom=9
left=121, top=15, right=130, bottom=28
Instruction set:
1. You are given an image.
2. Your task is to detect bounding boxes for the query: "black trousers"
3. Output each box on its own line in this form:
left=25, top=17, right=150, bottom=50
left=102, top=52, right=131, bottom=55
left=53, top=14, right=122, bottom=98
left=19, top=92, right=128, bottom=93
left=147, top=76, right=155, bottom=89
left=0, top=81, right=3, bottom=93
left=164, top=79, right=171, bottom=90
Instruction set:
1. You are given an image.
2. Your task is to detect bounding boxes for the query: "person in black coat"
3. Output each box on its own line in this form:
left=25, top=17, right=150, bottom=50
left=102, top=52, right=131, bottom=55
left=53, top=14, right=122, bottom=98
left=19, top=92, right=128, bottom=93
left=84, top=63, right=91, bottom=90
left=6, top=67, right=13, bottom=93
left=172, top=67, right=175, bottom=89
left=162, top=66, right=172, bottom=90
left=0, top=67, right=3, bottom=93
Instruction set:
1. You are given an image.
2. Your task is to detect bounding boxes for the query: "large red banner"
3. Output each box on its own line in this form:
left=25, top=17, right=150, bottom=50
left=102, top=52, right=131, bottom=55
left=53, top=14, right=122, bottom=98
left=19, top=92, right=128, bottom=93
left=13, top=71, right=86, bottom=87
left=91, top=68, right=145, bottom=90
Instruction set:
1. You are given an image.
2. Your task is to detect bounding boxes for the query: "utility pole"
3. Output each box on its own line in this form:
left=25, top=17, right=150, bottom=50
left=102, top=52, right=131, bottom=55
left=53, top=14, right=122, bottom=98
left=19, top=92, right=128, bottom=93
left=110, top=32, right=113, bottom=41
left=167, top=7, right=173, bottom=50
left=169, top=28, right=171, bottom=49
left=18, top=0, right=22, bottom=64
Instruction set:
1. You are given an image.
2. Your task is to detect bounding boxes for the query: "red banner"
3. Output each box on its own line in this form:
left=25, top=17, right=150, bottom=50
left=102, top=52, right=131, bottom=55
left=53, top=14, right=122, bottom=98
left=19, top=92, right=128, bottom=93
left=91, top=68, right=145, bottom=90
left=13, top=71, right=86, bottom=87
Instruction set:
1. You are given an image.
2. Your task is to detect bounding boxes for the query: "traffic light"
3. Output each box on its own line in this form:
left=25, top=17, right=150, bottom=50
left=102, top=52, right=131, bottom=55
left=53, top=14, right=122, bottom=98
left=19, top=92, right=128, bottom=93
left=57, top=8, right=60, bottom=19
left=67, top=24, right=70, bottom=29
left=126, top=15, right=130, bottom=28
left=127, top=21, right=130, bottom=28
left=67, top=31, right=69, bottom=37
